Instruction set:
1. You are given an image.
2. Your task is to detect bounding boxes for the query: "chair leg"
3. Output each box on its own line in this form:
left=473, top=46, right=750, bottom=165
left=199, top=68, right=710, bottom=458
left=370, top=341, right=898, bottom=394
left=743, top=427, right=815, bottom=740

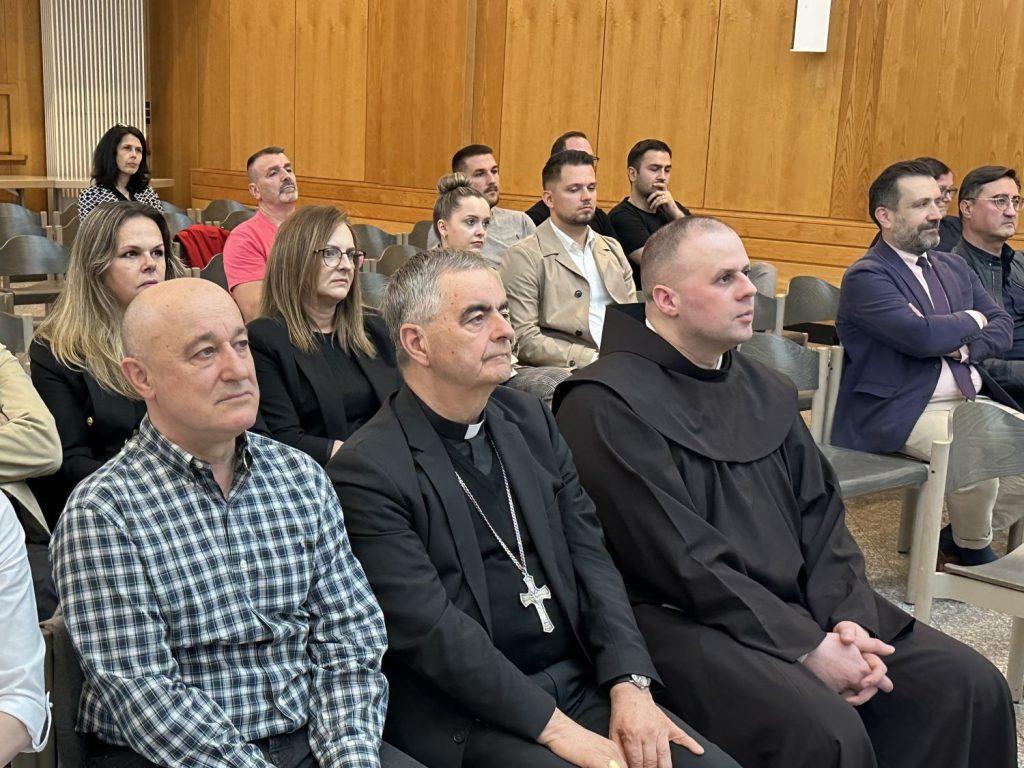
left=1007, top=617, right=1024, bottom=703
left=1008, top=520, right=1024, bottom=553
left=897, top=486, right=919, bottom=554
left=909, top=446, right=949, bottom=614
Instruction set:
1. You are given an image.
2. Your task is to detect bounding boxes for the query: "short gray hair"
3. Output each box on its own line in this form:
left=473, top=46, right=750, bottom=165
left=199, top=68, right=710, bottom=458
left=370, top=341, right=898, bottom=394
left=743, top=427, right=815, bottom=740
left=382, top=248, right=494, bottom=367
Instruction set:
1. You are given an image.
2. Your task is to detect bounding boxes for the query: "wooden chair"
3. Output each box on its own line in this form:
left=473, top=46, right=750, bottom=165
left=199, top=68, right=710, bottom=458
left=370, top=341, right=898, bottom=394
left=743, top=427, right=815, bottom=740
left=0, top=310, right=33, bottom=353
left=0, top=235, right=69, bottom=308
left=0, top=202, right=42, bottom=225
left=406, top=220, right=433, bottom=250
left=752, top=291, right=785, bottom=334
left=783, top=275, right=841, bottom=327
left=360, top=272, right=387, bottom=310
left=160, top=200, right=187, bottom=216
left=201, top=199, right=251, bottom=225
left=220, top=208, right=255, bottom=231
left=54, top=214, right=79, bottom=248
left=377, top=243, right=418, bottom=277
left=352, top=224, right=398, bottom=263
left=912, top=402, right=1024, bottom=700
left=162, top=211, right=193, bottom=239
left=199, top=253, right=228, bottom=292
left=0, top=218, right=47, bottom=244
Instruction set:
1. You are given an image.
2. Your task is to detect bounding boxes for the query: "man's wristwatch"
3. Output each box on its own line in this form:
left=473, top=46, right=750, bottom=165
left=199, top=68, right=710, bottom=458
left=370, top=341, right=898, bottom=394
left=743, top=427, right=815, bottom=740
left=611, top=673, right=652, bottom=691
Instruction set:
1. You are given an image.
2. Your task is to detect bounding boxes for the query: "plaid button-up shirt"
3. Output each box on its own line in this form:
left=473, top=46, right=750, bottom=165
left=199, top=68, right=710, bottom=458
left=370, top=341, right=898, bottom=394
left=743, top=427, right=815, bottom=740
left=51, top=418, right=388, bottom=768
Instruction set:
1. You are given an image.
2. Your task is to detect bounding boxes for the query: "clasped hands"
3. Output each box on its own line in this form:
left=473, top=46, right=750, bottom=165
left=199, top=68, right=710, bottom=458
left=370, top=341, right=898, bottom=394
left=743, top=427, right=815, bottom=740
left=538, top=683, right=703, bottom=768
left=802, top=620, right=895, bottom=706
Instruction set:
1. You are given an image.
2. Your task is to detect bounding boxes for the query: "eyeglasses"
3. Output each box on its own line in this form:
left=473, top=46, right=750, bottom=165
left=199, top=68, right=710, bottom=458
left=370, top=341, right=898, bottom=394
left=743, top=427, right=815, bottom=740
left=938, top=185, right=958, bottom=199
left=968, top=195, right=1024, bottom=212
left=314, top=246, right=371, bottom=268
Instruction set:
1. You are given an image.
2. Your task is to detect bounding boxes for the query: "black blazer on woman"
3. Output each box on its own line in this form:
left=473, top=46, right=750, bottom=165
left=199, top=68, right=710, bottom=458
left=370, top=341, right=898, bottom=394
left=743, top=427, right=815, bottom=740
left=28, top=338, right=147, bottom=526
left=248, top=313, right=400, bottom=465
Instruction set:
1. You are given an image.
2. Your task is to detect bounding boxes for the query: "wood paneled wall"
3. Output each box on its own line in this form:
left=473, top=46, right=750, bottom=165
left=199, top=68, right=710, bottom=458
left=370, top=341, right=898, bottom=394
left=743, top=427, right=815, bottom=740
left=146, top=0, right=1024, bottom=284
left=0, top=0, right=46, bottom=209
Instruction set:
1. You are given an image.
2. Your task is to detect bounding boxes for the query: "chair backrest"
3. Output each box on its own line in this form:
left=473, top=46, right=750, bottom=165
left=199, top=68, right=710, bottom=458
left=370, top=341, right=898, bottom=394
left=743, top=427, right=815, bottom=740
left=0, top=310, right=33, bottom=353
left=56, top=214, right=79, bottom=248
left=737, top=331, right=829, bottom=441
left=378, top=243, right=418, bottom=277
left=39, top=613, right=88, bottom=767
left=199, top=253, right=228, bottom=291
left=783, top=275, right=840, bottom=326
left=945, top=402, right=1024, bottom=491
left=352, top=224, right=398, bottom=262
left=201, top=199, right=251, bottom=224
left=56, top=201, right=79, bottom=226
left=0, top=202, right=42, bottom=224
left=162, top=211, right=193, bottom=238
left=0, top=218, right=47, bottom=242
left=360, top=271, right=387, bottom=310
left=821, top=344, right=844, bottom=445
left=0, top=235, right=70, bottom=277
left=748, top=260, right=778, bottom=297
left=407, top=219, right=433, bottom=250
left=160, top=200, right=186, bottom=216
left=752, top=292, right=785, bottom=334
left=220, top=208, right=256, bottom=231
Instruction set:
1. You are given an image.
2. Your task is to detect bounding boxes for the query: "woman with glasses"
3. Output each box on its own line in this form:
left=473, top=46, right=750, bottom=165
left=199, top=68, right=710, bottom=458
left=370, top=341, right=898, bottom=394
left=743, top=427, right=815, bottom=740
left=248, top=205, right=399, bottom=465
left=79, top=125, right=163, bottom=221
left=29, top=202, right=184, bottom=526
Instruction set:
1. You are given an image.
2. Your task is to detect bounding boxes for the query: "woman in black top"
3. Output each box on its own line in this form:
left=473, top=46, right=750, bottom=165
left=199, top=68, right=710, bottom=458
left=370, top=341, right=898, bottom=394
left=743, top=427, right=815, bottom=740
left=29, top=202, right=184, bottom=525
left=78, top=125, right=163, bottom=220
left=248, top=205, right=400, bottom=465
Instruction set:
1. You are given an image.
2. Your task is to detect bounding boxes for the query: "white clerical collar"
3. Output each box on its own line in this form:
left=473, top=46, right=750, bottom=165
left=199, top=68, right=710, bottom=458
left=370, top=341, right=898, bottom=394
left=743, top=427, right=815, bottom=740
left=550, top=221, right=596, bottom=253
left=645, top=317, right=723, bottom=369
left=464, top=420, right=484, bottom=439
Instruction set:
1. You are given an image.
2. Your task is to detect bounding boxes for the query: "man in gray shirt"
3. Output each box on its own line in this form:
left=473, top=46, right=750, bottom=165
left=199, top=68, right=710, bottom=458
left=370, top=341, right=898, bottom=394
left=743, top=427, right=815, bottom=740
left=428, top=144, right=535, bottom=266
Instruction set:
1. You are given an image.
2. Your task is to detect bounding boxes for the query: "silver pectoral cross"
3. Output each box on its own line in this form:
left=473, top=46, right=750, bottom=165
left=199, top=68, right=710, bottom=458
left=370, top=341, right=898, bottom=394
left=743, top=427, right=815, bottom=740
left=519, top=572, right=555, bottom=633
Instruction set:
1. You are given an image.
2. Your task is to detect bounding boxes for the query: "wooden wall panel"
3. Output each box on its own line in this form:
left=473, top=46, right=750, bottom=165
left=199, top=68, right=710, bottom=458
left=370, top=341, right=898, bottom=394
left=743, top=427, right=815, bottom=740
left=364, top=0, right=472, bottom=189
left=470, top=0, right=508, bottom=150
left=294, top=0, right=368, bottom=181
left=148, top=0, right=199, bottom=208
left=0, top=0, right=47, bottom=209
left=196, top=0, right=232, bottom=171
left=705, top=0, right=850, bottom=216
left=498, top=0, right=605, bottom=196
left=597, top=0, right=720, bottom=206
left=227, top=0, right=296, bottom=172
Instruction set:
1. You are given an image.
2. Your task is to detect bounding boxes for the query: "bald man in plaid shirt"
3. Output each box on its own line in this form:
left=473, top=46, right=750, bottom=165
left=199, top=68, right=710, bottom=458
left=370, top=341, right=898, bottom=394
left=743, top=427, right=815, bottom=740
left=51, top=279, right=417, bottom=768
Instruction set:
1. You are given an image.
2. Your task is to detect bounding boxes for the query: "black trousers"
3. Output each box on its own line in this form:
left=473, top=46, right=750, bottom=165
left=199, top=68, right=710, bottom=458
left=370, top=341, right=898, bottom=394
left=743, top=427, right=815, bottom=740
left=85, top=729, right=424, bottom=768
left=461, top=660, right=740, bottom=768
left=635, top=604, right=1017, bottom=768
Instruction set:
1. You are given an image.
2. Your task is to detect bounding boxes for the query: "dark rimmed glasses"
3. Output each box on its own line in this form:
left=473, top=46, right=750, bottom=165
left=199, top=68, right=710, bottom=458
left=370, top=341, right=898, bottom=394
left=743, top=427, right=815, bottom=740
left=314, top=246, right=372, bottom=268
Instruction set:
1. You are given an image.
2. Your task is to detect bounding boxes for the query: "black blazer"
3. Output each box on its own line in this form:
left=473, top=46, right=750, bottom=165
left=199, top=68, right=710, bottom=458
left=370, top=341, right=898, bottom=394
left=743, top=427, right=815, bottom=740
left=28, top=338, right=146, bottom=526
left=328, top=385, right=658, bottom=768
left=248, top=314, right=400, bottom=465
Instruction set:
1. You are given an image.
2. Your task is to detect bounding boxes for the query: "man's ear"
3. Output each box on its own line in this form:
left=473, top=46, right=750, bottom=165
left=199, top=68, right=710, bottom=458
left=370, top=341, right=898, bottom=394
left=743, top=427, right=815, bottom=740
left=399, top=324, right=430, bottom=368
left=121, top=357, right=153, bottom=399
left=248, top=181, right=261, bottom=202
left=650, top=284, right=680, bottom=317
left=542, top=188, right=554, bottom=211
left=627, top=166, right=638, bottom=184
left=959, top=199, right=971, bottom=219
left=874, top=206, right=894, bottom=230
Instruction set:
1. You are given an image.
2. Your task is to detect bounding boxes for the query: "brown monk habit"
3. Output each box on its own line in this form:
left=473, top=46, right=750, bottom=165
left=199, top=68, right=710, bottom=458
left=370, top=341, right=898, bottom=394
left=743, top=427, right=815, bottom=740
left=553, top=303, right=1016, bottom=768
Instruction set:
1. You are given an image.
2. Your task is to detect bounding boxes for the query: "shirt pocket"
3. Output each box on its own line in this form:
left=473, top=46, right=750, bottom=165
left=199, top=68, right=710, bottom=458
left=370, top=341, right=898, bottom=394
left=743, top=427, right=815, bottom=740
left=853, top=380, right=898, bottom=398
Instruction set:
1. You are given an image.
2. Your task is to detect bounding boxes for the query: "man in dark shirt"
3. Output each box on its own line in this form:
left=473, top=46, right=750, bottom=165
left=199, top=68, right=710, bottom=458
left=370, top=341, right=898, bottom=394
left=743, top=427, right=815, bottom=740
left=525, top=132, right=617, bottom=240
left=953, top=164, right=1024, bottom=399
left=608, top=139, right=691, bottom=286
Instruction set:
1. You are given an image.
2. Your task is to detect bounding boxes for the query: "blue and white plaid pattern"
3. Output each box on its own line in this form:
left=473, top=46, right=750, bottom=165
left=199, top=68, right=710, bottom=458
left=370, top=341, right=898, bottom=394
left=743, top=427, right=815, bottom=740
left=51, top=418, right=388, bottom=768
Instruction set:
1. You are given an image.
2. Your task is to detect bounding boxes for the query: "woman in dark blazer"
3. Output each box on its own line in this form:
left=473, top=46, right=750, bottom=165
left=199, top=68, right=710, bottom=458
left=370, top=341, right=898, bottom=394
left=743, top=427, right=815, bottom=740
left=29, top=202, right=184, bottom=526
left=248, top=205, right=399, bottom=465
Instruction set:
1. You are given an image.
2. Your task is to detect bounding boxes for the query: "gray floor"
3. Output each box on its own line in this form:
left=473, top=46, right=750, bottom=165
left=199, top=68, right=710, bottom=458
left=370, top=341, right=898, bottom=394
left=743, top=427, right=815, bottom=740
left=844, top=489, right=1022, bottom=763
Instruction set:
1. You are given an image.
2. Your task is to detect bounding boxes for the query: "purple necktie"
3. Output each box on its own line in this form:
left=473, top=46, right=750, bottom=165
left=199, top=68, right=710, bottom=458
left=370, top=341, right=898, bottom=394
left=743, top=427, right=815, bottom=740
left=917, top=255, right=977, bottom=399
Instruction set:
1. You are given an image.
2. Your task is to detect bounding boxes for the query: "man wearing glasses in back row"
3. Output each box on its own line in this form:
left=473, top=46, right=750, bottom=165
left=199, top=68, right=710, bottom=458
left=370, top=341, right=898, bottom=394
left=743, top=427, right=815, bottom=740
left=952, top=166, right=1024, bottom=401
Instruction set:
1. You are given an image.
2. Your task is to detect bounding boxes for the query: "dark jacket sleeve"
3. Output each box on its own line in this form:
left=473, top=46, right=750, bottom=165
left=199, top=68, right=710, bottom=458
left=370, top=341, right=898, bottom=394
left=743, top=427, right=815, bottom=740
left=534, top=400, right=660, bottom=687
left=556, top=384, right=827, bottom=662
left=962, top=263, right=1014, bottom=362
left=329, top=445, right=557, bottom=740
left=839, top=260, right=1009, bottom=359
left=29, top=339, right=103, bottom=484
left=248, top=320, right=333, bottom=465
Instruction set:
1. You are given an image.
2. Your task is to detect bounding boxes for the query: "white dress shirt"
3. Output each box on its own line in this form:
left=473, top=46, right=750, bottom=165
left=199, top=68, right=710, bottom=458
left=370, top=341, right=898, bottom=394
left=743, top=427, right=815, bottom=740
left=551, top=222, right=612, bottom=346
left=894, top=248, right=984, bottom=401
left=0, top=494, right=49, bottom=753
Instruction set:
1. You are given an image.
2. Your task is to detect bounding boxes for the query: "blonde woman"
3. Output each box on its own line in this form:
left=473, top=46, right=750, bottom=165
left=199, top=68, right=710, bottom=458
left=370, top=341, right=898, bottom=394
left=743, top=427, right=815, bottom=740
left=29, top=201, right=184, bottom=525
left=248, top=205, right=399, bottom=465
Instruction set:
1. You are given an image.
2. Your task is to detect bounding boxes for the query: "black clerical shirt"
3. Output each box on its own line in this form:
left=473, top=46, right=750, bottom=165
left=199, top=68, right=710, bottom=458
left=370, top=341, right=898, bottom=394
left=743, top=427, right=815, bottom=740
left=415, top=397, right=579, bottom=676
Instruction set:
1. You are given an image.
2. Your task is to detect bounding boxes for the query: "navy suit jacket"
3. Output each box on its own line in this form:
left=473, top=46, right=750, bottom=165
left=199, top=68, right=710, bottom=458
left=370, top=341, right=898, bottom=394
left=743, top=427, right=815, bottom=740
left=833, top=240, right=1016, bottom=453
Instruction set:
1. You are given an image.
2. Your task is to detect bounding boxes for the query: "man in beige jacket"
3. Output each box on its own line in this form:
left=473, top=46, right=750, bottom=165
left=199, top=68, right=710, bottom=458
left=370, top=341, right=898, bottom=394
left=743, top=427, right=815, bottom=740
left=500, top=151, right=636, bottom=370
left=0, top=343, right=61, bottom=617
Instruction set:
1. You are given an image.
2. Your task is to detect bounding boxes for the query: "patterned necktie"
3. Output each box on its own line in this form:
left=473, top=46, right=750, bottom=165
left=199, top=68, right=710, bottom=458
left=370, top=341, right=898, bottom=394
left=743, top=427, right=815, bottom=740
left=917, top=255, right=977, bottom=399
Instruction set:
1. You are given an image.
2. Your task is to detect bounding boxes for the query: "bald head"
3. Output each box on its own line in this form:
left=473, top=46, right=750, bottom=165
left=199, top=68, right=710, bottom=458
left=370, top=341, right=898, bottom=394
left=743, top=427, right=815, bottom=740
left=640, top=216, right=736, bottom=293
left=123, top=279, right=242, bottom=360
